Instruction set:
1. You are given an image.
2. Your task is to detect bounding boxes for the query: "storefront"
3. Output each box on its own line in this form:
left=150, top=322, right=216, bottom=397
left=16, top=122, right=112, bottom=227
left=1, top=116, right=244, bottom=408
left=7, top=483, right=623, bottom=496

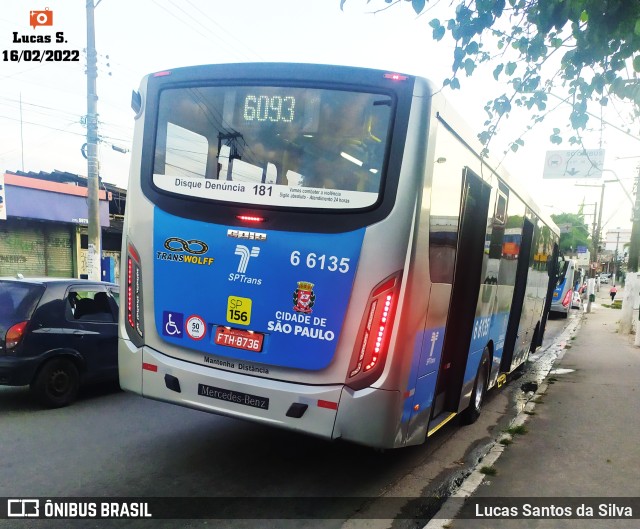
left=0, top=171, right=117, bottom=280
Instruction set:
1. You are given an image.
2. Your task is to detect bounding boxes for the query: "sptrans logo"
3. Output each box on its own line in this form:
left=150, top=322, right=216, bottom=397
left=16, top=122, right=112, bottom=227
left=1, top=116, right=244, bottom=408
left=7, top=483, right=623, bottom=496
left=30, top=8, right=53, bottom=28
left=229, top=245, right=262, bottom=285
left=234, top=245, right=259, bottom=274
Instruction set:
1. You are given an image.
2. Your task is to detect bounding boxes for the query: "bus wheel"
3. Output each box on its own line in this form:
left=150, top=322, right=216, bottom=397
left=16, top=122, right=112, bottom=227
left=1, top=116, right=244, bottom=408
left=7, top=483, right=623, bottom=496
left=461, top=351, right=489, bottom=425
left=529, top=322, right=540, bottom=353
left=31, top=358, right=80, bottom=408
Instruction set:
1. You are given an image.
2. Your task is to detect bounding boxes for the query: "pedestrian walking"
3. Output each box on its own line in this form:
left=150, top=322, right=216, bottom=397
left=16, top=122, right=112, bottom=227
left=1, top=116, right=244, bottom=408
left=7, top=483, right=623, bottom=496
left=610, top=285, right=618, bottom=302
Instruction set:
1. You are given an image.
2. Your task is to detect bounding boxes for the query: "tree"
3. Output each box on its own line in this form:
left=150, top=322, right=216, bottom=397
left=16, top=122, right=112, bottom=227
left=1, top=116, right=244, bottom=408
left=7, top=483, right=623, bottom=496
left=550, top=212, right=591, bottom=254
left=342, top=0, right=640, bottom=153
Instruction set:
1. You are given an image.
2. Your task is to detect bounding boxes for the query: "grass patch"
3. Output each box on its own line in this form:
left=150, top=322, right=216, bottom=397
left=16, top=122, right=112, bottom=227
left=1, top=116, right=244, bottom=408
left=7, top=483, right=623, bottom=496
left=524, top=410, right=536, bottom=415
left=505, top=424, right=528, bottom=435
left=548, top=377, right=558, bottom=382
left=499, top=438, right=513, bottom=446
left=480, top=466, right=497, bottom=476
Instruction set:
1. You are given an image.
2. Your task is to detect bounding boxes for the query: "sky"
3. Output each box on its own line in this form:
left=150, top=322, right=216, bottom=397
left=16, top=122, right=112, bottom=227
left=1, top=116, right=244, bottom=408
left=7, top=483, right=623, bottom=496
left=0, top=0, right=638, bottom=237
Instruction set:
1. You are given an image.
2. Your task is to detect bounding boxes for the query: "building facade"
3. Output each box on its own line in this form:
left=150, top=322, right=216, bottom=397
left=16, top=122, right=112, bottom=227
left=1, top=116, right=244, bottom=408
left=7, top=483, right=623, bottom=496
left=0, top=170, right=125, bottom=283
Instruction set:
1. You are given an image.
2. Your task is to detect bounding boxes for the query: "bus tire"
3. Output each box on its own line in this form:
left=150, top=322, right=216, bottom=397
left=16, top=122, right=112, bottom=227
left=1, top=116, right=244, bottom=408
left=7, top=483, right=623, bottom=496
left=530, top=322, right=540, bottom=353
left=461, top=351, right=489, bottom=425
left=31, top=358, right=80, bottom=408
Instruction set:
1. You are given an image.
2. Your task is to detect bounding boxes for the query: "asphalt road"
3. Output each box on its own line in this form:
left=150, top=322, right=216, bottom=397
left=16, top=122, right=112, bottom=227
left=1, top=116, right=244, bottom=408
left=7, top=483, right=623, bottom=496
left=0, top=315, right=570, bottom=529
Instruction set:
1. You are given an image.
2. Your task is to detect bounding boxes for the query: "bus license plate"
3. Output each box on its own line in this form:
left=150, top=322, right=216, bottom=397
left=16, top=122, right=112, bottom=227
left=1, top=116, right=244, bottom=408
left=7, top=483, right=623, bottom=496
left=215, top=327, right=264, bottom=352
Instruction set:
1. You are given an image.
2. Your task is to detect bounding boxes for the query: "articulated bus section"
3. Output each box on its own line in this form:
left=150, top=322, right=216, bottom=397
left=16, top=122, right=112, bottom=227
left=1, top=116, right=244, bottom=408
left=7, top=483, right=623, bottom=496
left=119, top=63, right=559, bottom=448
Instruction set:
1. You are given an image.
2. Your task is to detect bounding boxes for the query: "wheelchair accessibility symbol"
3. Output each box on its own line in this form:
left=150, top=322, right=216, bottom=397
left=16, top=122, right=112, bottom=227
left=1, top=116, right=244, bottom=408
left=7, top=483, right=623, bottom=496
left=162, top=311, right=184, bottom=338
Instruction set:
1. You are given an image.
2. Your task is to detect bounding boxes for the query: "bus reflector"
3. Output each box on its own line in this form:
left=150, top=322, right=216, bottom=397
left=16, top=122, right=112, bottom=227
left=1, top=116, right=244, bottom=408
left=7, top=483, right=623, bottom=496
left=236, top=215, right=265, bottom=223
left=153, top=70, right=172, bottom=77
left=142, top=363, right=158, bottom=372
left=317, top=399, right=338, bottom=410
left=562, top=289, right=572, bottom=307
left=348, top=272, right=401, bottom=386
left=126, top=241, right=144, bottom=344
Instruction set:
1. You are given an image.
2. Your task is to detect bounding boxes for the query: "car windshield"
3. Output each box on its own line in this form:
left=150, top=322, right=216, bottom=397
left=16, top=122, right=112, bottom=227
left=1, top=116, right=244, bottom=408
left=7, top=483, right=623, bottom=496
left=0, top=281, right=45, bottom=323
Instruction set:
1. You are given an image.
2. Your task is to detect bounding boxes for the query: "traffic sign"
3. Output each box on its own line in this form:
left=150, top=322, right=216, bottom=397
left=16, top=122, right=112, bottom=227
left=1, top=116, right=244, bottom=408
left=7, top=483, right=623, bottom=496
left=543, top=149, right=605, bottom=179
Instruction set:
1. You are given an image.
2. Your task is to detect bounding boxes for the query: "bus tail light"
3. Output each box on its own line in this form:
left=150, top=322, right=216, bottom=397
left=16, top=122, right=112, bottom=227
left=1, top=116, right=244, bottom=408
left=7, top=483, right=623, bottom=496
left=236, top=214, right=265, bottom=223
left=126, top=241, right=145, bottom=346
left=562, top=288, right=572, bottom=307
left=5, top=321, right=28, bottom=352
left=383, top=73, right=409, bottom=81
left=347, top=272, right=401, bottom=390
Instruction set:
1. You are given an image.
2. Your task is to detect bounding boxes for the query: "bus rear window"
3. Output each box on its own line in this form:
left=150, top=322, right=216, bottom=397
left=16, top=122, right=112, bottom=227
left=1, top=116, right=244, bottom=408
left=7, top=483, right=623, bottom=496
left=152, top=85, right=393, bottom=209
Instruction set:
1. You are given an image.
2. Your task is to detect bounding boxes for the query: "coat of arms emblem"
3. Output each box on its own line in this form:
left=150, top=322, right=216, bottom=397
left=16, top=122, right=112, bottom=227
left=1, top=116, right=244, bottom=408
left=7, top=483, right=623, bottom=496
left=293, top=281, right=315, bottom=314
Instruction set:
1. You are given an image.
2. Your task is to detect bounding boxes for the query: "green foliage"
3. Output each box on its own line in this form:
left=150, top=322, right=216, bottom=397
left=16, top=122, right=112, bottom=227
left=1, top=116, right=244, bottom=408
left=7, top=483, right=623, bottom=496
left=551, top=212, right=590, bottom=254
left=343, top=0, right=640, bottom=152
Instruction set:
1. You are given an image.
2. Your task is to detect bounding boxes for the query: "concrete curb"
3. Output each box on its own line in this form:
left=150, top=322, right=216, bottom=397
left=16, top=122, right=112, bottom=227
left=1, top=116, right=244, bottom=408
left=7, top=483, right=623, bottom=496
left=423, top=313, right=583, bottom=529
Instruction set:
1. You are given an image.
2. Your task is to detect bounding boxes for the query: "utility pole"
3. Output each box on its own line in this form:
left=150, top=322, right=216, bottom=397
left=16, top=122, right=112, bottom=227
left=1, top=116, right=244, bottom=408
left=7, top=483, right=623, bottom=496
left=86, top=0, right=101, bottom=281
left=591, top=201, right=598, bottom=277
left=628, top=165, right=640, bottom=273
left=595, top=183, right=606, bottom=266
left=577, top=180, right=618, bottom=277
left=613, top=230, right=621, bottom=285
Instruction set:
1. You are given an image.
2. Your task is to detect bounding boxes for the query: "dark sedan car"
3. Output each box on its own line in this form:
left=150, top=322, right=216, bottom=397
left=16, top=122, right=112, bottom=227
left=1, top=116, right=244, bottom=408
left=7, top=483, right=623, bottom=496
left=0, top=277, right=119, bottom=407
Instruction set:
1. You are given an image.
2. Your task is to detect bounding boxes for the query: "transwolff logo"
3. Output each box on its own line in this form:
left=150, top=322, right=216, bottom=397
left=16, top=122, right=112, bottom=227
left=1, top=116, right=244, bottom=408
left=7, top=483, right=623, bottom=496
left=156, top=237, right=214, bottom=266
left=164, top=237, right=208, bottom=255
left=234, top=245, right=260, bottom=273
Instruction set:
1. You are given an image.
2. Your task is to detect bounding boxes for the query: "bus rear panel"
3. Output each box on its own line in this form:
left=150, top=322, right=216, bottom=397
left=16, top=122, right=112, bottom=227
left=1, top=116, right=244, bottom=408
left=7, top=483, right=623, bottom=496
left=119, top=63, right=559, bottom=448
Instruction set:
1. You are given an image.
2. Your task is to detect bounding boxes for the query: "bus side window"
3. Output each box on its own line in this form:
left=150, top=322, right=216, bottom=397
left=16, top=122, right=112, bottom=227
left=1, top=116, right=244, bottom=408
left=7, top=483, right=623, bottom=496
left=488, top=192, right=507, bottom=260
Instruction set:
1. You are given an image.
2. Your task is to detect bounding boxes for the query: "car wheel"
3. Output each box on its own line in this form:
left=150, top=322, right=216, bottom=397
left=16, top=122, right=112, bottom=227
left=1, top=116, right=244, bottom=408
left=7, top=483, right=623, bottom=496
left=461, top=351, right=489, bottom=425
left=31, top=358, right=80, bottom=408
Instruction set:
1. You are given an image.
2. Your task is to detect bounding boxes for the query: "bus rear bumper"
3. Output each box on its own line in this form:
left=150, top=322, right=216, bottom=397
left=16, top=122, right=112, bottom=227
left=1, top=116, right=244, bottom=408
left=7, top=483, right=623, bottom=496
left=550, top=303, right=569, bottom=314
left=129, top=345, right=344, bottom=440
left=335, top=386, right=404, bottom=449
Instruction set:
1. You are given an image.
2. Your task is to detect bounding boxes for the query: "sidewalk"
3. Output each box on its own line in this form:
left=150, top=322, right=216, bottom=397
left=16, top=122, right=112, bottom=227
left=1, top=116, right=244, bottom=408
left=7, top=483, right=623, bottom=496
left=432, top=286, right=640, bottom=528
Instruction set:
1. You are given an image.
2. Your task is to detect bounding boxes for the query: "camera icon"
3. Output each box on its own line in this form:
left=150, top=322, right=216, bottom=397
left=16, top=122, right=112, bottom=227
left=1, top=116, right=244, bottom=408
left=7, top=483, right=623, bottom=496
left=30, top=8, right=53, bottom=29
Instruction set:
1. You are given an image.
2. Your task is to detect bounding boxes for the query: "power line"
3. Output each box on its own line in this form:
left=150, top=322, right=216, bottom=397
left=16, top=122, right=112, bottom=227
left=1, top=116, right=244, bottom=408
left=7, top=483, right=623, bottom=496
left=0, top=104, right=133, bottom=143
left=0, top=95, right=81, bottom=118
left=0, top=113, right=86, bottom=137
left=0, top=94, right=133, bottom=137
left=152, top=0, right=254, bottom=62
left=184, top=0, right=263, bottom=60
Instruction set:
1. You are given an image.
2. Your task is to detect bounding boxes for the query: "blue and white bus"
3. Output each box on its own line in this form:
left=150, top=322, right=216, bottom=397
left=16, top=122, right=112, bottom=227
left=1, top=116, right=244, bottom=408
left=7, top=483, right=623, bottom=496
left=119, top=63, right=560, bottom=449
left=550, top=258, right=576, bottom=317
